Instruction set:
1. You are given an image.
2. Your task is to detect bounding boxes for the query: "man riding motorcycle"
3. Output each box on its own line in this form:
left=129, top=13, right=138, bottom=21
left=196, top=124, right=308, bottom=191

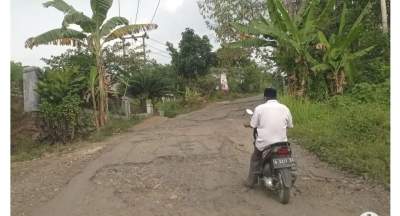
left=244, top=88, right=293, bottom=188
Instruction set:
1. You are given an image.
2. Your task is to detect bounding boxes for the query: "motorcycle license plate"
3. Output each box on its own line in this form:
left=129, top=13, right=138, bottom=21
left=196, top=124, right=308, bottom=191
left=272, top=157, right=294, bottom=169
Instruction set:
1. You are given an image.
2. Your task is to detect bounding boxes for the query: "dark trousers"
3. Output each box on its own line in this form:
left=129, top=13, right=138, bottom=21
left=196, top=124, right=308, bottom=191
left=246, top=145, right=262, bottom=186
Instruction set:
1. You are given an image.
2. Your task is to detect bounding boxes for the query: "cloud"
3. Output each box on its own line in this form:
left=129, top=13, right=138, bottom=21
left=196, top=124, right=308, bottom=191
left=162, top=0, right=184, bottom=13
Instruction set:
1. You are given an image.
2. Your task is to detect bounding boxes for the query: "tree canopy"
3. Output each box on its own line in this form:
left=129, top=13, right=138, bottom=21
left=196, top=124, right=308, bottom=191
left=167, top=28, right=216, bottom=80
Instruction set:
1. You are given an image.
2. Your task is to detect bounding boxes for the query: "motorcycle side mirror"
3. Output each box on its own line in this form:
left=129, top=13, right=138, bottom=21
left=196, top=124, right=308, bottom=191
left=246, top=109, right=253, bottom=115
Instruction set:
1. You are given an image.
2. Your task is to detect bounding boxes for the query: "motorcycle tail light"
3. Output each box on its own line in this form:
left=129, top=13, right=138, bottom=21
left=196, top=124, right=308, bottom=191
left=277, top=147, right=290, bottom=155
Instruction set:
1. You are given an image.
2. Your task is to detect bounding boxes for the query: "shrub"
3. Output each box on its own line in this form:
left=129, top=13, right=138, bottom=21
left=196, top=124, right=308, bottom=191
left=36, top=67, right=91, bottom=144
left=11, top=61, right=24, bottom=95
left=36, top=67, right=87, bottom=104
left=39, top=94, right=92, bottom=144
left=183, top=87, right=205, bottom=108
left=157, top=101, right=182, bottom=118
left=196, top=73, right=218, bottom=96
left=280, top=95, right=390, bottom=186
left=349, top=80, right=389, bottom=104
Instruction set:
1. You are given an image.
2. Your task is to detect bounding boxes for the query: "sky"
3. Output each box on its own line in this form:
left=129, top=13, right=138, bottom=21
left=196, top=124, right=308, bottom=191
left=10, top=0, right=219, bottom=67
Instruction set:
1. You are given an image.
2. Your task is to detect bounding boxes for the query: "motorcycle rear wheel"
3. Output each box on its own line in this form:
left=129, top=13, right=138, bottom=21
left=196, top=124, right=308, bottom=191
left=277, top=172, right=291, bottom=204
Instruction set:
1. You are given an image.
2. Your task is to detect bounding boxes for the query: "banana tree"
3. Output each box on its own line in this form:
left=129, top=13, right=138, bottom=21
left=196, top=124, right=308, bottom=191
left=230, top=0, right=335, bottom=97
left=25, top=0, right=157, bottom=128
left=312, top=2, right=374, bottom=95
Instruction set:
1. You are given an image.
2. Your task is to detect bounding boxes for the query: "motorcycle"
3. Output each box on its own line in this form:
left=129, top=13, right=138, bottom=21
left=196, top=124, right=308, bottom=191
left=245, top=109, right=297, bottom=204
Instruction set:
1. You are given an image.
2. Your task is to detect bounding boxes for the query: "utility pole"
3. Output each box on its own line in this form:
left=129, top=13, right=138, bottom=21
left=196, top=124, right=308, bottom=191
left=142, top=33, right=146, bottom=63
left=120, top=33, right=148, bottom=64
left=122, top=38, right=126, bottom=57
left=117, top=0, right=127, bottom=57
left=380, top=0, right=388, bottom=33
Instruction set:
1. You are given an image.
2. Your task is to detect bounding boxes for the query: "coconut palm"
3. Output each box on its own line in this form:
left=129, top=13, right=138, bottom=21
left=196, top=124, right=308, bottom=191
left=230, top=0, right=335, bottom=97
left=312, top=2, right=374, bottom=95
left=25, top=0, right=157, bottom=127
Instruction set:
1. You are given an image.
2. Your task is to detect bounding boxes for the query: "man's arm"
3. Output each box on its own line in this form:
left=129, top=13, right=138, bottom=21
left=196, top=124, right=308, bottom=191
left=250, top=107, right=259, bottom=128
left=286, top=108, right=294, bottom=128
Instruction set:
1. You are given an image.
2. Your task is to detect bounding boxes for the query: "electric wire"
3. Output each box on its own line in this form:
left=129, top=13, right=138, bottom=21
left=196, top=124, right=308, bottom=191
left=147, top=44, right=169, bottom=55
left=135, top=0, right=141, bottom=24
left=148, top=38, right=168, bottom=46
left=150, top=0, right=161, bottom=23
left=149, top=50, right=171, bottom=58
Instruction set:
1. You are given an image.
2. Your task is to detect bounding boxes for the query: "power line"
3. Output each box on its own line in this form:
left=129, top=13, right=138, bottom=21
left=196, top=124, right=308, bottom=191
left=148, top=38, right=167, bottom=46
left=150, top=0, right=161, bottom=23
left=149, top=50, right=171, bottom=58
left=147, top=44, right=169, bottom=54
left=149, top=50, right=170, bottom=58
left=134, top=0, right=141, bottom=24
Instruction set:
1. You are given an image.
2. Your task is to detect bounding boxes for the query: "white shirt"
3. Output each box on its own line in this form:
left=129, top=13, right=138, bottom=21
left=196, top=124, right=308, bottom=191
left=250, top=100, right=293, bottom=151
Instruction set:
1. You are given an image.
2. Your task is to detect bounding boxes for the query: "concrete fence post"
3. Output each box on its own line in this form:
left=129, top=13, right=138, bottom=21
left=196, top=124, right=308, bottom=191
left=23, top=66, right=41, bottom=112
left=146, top=99, right=153, bottom=114
left=121, top=96, right=131, bottom=118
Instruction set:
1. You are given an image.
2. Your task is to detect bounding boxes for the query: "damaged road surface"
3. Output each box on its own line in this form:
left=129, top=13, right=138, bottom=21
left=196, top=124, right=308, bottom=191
left=11, top=96, right=389, bottom=216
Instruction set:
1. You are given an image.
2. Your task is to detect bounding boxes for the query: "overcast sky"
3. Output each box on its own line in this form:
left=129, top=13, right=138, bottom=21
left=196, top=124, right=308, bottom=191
left=11, top=0, right=219, bottom=67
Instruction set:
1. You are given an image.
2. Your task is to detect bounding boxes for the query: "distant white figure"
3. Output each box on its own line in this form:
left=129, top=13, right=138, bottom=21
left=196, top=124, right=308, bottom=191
left=220, top=72, right=229, bottom=92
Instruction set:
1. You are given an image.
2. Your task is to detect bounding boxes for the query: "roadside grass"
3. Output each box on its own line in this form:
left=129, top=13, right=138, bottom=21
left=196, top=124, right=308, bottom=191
left=87, top=116, right=143, bottom=142
left=11, top=116, right=143, bottom=162
left=11, top=136, right=52, bottom=162
left=280, top=95, right=390, bottom=187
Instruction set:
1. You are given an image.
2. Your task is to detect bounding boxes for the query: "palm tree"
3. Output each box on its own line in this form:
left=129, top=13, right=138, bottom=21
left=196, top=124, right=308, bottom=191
left=312, top=2, right=374, bottom=95
left=127, top=65, right=174, bottom=103
left=25, top=0, right=157, bottom=127
left=230, top=0, right=335, bottom=97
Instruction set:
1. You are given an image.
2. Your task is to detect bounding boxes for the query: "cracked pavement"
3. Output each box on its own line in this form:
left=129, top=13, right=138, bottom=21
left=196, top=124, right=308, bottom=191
left=11, top=96, right=389, bottom=216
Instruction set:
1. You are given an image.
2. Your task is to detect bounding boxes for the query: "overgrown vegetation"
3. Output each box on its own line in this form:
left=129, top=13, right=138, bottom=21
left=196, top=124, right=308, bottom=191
left=11, top=61, right=24, bottom=96
left=25, top=0, right=158, bottom=128
left=281, top=91, right=389, bottom=186
left=199, top=0, right=390, bottom=186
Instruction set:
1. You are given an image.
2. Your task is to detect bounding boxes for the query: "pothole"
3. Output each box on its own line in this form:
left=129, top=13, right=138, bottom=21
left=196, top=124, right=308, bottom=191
left=90, top=155, right=241, bottom=206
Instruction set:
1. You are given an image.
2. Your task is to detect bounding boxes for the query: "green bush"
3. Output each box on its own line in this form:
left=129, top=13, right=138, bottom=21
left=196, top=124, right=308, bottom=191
left=280, top=94, right=390, bottom=186
left=39, top=94, right=91, bottom=143
left=183, top=87, right=204, bottom=108
left=158, top=101, right=182, bottom=118
left=36, top=67, right=87, bottom=104
left=349, top=80, right=389, bottom=104
left=36, top=67, right=91, bottom=144
left=196, top=73, right=218, bottom=96
left=11, top=61, right=24, bottom=95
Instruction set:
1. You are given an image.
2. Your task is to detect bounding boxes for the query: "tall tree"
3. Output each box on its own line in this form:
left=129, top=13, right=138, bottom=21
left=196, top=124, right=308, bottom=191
left=197, top=0, right=266, bottom=43
left=25, top=0, right=157, bottom=128
left=167, top=28, right=216, bottom=81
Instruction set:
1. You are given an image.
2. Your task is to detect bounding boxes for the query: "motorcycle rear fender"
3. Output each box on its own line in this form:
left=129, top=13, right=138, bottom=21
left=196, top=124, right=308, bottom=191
left=278, top=168, right=293, bottom=188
